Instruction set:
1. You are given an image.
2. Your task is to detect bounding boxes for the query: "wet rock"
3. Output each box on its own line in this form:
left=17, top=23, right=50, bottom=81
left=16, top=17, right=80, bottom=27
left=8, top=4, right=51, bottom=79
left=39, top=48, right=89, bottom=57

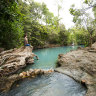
left=34, top=69, right=41, bottom=75
left=19, top=73, right=23, bottom=77
left=29, top=69, right=34, bottom=73
left=26, top=71, right=30, bottom=76
left=0, top=74, right=20, bottom=92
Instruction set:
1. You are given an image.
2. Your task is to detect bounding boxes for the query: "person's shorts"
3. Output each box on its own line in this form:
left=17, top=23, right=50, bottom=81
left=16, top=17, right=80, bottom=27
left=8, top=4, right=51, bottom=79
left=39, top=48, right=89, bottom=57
left=25, top=44, right=30, bottom=46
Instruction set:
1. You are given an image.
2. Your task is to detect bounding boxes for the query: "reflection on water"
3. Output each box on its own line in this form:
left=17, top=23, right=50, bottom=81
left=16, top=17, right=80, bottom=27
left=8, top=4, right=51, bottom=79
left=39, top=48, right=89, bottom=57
left=0, top=73, right=86, bottom=96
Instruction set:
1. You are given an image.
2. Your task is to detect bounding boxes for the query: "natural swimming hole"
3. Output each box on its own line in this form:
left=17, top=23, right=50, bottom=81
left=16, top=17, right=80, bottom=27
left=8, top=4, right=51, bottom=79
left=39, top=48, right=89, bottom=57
left=0, top=46, right=86, bottom=96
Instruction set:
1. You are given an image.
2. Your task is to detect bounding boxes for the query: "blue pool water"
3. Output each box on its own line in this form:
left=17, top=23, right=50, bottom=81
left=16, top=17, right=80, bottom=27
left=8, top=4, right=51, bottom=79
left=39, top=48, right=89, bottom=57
left=25, top=46, right=79, bottom=70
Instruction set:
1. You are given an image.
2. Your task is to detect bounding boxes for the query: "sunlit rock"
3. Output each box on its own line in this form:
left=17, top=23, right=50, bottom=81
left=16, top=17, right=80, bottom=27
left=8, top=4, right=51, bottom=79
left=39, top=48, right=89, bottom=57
left=19, top=73, right=23, bottom=77
left=34, top=69, right=41, bottom=75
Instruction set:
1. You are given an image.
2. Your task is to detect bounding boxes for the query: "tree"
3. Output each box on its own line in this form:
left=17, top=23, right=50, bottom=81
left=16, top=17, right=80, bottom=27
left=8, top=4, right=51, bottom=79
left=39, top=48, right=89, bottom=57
left=54, top=0, right=63, bottom=28
left=58, top=24, right=69, bottom=45
left=69, top=3, right=96, bottom=47
left=0, top=0, right=24, bottom=49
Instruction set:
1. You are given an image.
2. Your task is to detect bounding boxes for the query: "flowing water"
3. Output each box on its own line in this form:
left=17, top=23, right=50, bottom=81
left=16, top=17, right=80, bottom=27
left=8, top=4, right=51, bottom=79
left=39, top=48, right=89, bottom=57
left=0, top=46, right=86, bottom=96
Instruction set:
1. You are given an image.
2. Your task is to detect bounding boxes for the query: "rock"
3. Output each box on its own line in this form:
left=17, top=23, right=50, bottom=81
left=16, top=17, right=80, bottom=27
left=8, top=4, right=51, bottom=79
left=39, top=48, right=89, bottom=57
left=22, top=72, right=27, bottom=76
left=26, top=71, right=30, bottom=76
left=0, top=48, right=4, bottom=53
left=0, top=46, right=37, bottom=91
left=0, top=68, right=54, bottom=92
left=56, top=47, right=96, bottom=96
left=34, top=69, right=41, bottom=75
left=31, top=75, right=35, bottom=78
left=44, top=70, right=49, bottom=74
left=19, top=73, right=23, bottom=77
left=40, top=69, right=44, bottom=74
left=77, top=46, right=83, bottom=50
left=16, top=84, right=19, bottom=87
left=48, top=69, right=54, bottom=73
left=0, top=46, right=35, bottom=77
left=58, top=54, right=64, bottom=59
left=29, top=69, right=34, bottom=73
left=91, top=42, right=96, bottom=50
left=0, top=74, right=20, bottom=92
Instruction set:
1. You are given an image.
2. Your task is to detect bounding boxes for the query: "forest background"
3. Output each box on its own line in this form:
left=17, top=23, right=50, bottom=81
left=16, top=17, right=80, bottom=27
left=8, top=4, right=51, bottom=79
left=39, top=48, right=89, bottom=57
left=0, top=0, right=96, bottom=49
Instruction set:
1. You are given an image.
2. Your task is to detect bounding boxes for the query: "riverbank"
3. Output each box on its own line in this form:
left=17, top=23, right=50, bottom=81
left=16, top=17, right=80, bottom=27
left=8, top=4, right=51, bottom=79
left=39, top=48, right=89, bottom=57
left=55, top=43, right=96, bottom=96
left=34, top=44, right=61, bottom=50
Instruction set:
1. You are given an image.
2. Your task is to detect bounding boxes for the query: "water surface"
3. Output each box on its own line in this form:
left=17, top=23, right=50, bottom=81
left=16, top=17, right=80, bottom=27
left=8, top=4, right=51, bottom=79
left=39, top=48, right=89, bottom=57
left=0, top=73, right=86, bottom=96
left=25, top=46, right=79, bottom=70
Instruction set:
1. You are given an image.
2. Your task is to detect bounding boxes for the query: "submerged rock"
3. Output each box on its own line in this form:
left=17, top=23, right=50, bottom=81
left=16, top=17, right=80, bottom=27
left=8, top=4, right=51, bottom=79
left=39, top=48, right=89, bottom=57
left=56, top=44, right=96, bottom=96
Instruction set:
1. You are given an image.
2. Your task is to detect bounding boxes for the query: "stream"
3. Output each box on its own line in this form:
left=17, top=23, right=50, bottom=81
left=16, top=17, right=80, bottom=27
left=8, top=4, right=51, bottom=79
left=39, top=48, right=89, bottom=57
left=0, top=46, right=86, bottom=96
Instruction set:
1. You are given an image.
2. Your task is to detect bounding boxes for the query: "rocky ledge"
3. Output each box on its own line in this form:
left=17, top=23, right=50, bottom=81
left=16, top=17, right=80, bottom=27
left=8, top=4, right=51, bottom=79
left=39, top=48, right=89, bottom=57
left=0, top=46, right=35, bottom=92
left=0, top=46, right=54, bottom=93
left=55, top=43, right=96, bottom=96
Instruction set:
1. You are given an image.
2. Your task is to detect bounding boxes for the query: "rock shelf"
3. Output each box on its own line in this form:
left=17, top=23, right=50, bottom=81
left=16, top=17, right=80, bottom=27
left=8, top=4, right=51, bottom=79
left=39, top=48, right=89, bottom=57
left=0, top=46, right=35, bottom=92
left=0, top=46, right=35, bottom=77
left=55, top=43, right=96, bottom=96
left=0, top=46, right=54, bottom=92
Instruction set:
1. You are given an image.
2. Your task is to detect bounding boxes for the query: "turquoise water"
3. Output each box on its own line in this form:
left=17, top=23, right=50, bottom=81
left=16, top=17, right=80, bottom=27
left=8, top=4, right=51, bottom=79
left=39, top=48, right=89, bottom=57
left=25, top=46, right=79, bottom=70
left=0, top=46, right=86, bottom=96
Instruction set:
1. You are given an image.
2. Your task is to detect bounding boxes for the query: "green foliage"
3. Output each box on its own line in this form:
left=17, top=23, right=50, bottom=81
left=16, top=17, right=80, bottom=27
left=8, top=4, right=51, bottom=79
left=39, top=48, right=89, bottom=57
left=29, top=24, right=48, bottom=48
left=69, top=1, right=96, bottom=46
left=58, top=24, right=69, bottom=45
left=69, top=5, right=82, bottom=24
left=0, top=0, right=71, bottom=49
left=0, top=0, right=24, bottom=49
left=68, top=27, right=90, bottom=46
left=75, top=27, right=90, bottom=46
left=19, top=0, right=70, bottom=48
